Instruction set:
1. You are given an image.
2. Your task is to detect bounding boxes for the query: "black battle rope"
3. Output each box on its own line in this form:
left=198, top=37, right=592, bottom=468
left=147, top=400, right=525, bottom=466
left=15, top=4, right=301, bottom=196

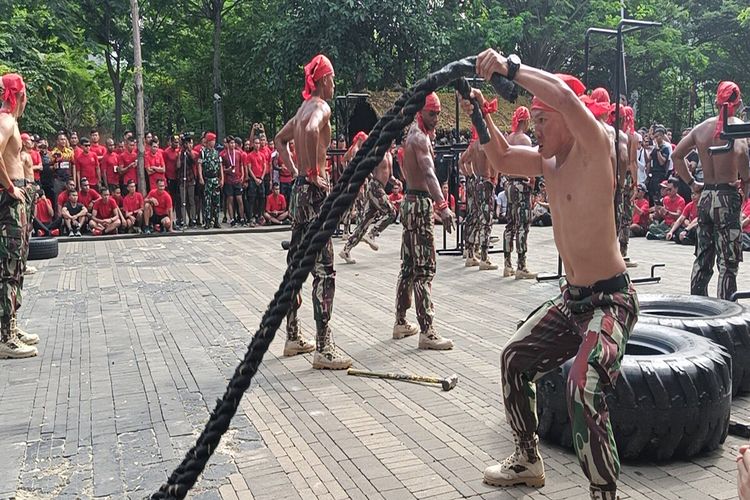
left=152, top=56, right=516, bottom=499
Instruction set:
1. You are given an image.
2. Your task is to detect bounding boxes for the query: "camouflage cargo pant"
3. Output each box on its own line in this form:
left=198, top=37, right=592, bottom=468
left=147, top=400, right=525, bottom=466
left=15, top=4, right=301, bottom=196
left=203, top=177, right=221, bottom=225
left=617, top=176, right=633, bottom=257
left=342, top=181, right=368, bottom=232
left=0, top=187, right=28, bottom=342
left=395, top=192, right=436, bottom=333
left=504, top=179, right=532, bottom=269
left=343, top=179, right=396, bottom=252
left=691, top=185, right=742, bottom=300
left=20, top=185, right=36, bottom=293
left=286, top=178, right=335, bottom=351
left=475, top=177, right=495, bottom=261
left=501, top=275, right=638, bottom=489
left=463, top=175, right=478, bottom=258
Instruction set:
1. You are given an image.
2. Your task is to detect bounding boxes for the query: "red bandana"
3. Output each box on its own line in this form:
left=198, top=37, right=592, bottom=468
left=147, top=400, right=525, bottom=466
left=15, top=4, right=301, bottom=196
left=511, top=106, right=530, bottom=133
left=714, top=81, right=741, bottom=138
left=352, top=131, right=367, bottom=145
left=417, top=92, right=441, bottom=134
left=621, top=106, right=635, bottom=134
left=205, top=132, right=216, bottom=142
left=580, top=87, right=612, bottom=119
left=302, top=54, right=334, bottom=101
left=1, top=73, right=25, bottom=113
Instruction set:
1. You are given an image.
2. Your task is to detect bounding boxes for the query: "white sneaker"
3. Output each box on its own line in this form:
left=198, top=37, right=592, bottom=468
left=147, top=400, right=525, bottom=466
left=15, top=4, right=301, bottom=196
left=465, top=256, right=480, bottom=267
left=339, top=250, right=356, bottom=264
left=484, top=450, right=545, bottom=488
left=479, top=260, right=498, bottom=271
left=515, top=268, right=537, bottom=280
left=24, top=265, right=38, bottom=275
left=363, top=234, right=379, bottom=251
left=0, top=339, right=38, bottom=359
left=503, top=266, right=515, bottom=277
left=12, top=319, right=39, bottom=346
left=625, top=260, right=638, bottom=268
left=418, top=328, right=453, bottom=350
left=312, top=345, right=352, bottom=370
left=393, top=322, right=419, bottom=339
left=283, top=337, right=315, bottom=357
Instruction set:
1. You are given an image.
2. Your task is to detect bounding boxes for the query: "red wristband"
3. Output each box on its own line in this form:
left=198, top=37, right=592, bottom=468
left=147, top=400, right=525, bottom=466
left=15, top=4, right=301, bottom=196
left=482, top=98, right=499, bottom=116
left=435, top=200, right=448, bottom=212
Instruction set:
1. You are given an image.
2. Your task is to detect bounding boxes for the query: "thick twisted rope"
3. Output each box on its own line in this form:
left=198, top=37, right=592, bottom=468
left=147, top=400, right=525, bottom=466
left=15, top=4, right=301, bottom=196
left=151, top=57, right=515, bottom=499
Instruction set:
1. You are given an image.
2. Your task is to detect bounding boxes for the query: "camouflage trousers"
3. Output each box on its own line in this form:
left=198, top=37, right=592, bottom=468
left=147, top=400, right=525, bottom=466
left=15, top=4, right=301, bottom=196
left=617, top=178, right=634, bottom=257
left=286, top=178, right=335, bottom=351
left=691, top=185, right=742, bottom=300
left=343, top=179, right=396, bottom=253
left=504, top=180, right=532, bottom=269
left=342, top=180, right=367, bottom=232
left=474, top=177, right=495, bottom=261
left=501, top=275, right=638, bottom=488
left=0, top=186, right=29, bottom=342
left=395, top=192, right=436, bottom=333
left=203, top=177, right=221, bottom=225
left=463, top=175, right=478, bottom=255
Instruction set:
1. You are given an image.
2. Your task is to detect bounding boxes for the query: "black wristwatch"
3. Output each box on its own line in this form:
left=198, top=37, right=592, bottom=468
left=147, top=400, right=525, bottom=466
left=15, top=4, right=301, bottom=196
left=506, top=54, right=521, bottom=81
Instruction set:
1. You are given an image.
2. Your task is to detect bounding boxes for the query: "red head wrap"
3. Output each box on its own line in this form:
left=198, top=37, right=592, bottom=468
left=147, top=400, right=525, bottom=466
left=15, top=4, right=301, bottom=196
left=302, top=54, right=334, bottom=101
left=511, top=106, right=530, bottom=133
left=1, top=73, right=25, bottom=113
left=352, top=131, right=367, bottom=145
left=20, top=133, right=30, bottom=143
left=417, top=92, right=441, bottom=134
left=531, top=74, right=586, bottom=113
left=580, top=87, right=612, bottom=119
left=205, top=132, right=217, bottom=142
left=621, top=106, right=635, bottom=134
left=714, top=81, right=741, bottom=138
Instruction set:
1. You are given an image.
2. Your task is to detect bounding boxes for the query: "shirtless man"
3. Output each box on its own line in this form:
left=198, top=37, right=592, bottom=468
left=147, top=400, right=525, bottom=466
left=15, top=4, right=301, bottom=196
left=463, top=51, right=638, bottom=500
left=275, top=54, right=351, bottom=370
left=461, top=128, right=497, bottom=270
left=340, top=133, right=398, bottom=264
left=673, top=81, right=750, bottom=300
left=458, top=145, right=477, bottom=264
left=0, top=74, right=38, bottom=358
left=20, top=133, right=40, bottom=277
left=392, top=92, right=455, bottom=350
left=615, top=106, right=640, bottom=267
left=503, top=106, right=536, bottom=278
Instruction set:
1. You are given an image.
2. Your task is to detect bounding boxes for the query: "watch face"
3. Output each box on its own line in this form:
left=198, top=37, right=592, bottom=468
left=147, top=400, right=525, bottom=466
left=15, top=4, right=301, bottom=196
left=509, top=54, right=521, bottom=65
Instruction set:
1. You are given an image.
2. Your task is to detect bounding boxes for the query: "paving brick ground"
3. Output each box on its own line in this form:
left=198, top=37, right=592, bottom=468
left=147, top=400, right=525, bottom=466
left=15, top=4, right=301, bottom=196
left=2, top=224, right=750, bottom=499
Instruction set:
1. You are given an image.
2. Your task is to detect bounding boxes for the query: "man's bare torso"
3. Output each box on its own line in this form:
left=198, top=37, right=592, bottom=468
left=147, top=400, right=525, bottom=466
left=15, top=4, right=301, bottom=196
left=402, top=124, right=434, bottom=191
left=372, top=152, right=393, bottom=186
left=21, top=150, right=33, bottom=181
left=0, top=115, right=24, bottom=181
left=471, top=142, right=493, bottom=179
left=506, top=131, right=532, bottom=181
left=691, top=116, right=749, bottom=184
left=293, top=97, right=331, bottom=178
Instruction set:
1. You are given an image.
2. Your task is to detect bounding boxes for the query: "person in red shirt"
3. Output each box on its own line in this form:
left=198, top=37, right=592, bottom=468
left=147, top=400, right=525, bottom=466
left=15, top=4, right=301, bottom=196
left=259, top=133, right=272, bottom=192
left=88, top=187, right=122, bottom=235
left=263, top=182, right=288, bottom=224
left=121, top=179, right=145, bottom=233
left=244, top=137, right=266, bottom=226
left=162, top=135, right=181, bottom=219
left=277, top=142, right=294, bottom=204
left=118, top=138, right=139, bottom=190
left=32, top=188, right=61, bottom=236
left=629, top=184, right=650, bottom=237
left=70, top=131, right=83, bottom=160
left=741, top=196, right=750, bottom=251
left=112, top=186, right=123, bottom=207
left=77, top=178, right=101, bottom=213
left=28, top=138, right=42, bottom=183
left=667, top=188, right=701, bottom=245
left=434, top=182, right=456, bottom=224
left=75, top=138, right=101, bottom=188
left=101, top=138, right=122, bottom=192
left=221, top=137, right=246, bottom=226
left=56, top=179, right=77, bottom=217
left=89, top=129, right=107, bottom=160
left=647, top=178, right=686, bottom=239
left=143, top=178, right=174, bottom=234
left=388, top=182, right=404, bottom=223
left=145, top=140, right=166, bottom=189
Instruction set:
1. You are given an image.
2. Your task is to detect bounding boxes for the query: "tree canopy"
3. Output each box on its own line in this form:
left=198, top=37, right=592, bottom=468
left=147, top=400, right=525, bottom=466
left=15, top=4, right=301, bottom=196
left=1, top=0, right=748, bottom=138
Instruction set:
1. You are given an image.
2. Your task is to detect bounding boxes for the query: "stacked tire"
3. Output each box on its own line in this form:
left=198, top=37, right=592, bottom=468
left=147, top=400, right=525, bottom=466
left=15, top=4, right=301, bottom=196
left=536, top=322, right=732, bottom=461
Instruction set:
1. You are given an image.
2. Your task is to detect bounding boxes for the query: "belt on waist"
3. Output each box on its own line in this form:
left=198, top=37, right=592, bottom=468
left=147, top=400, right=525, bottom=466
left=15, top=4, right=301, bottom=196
left=508, top=177, right=529, bottom=183
left=4, top=179, right=28, bottom=188
left=704, top=183, right=736, bottom=191
left=405, top=189, right=429, bottom=197
left=204, top=175, right=218, bottom=180
left=568, top=273, right=630, bottom=299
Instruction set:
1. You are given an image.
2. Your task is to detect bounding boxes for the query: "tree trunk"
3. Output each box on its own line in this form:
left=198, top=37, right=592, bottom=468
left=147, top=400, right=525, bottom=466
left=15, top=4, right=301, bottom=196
left=130, top=0, right=147, bottom=195
left=113, top=80, right=123, bottom=139
left=212, top=4, right=225, bottom=141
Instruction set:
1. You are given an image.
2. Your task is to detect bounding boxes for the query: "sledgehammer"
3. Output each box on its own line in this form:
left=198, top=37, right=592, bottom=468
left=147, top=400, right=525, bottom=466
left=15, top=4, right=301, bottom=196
left=347, top=368, right=459, bottom=392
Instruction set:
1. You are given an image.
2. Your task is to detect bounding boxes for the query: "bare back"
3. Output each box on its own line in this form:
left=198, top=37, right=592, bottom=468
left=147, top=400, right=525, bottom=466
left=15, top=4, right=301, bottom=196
left=292, top=97, right=331, bottom=178
left=688, top=116, right=749, bottom=184
left=372, top=151, right=393, bottom=185
left=504, top=131, right=532, bottom=182
left=402, top=124, right=443, bottom=201
left=472, top=142, right=492, bottom=179
left=0, top=114, right=24, bottom=181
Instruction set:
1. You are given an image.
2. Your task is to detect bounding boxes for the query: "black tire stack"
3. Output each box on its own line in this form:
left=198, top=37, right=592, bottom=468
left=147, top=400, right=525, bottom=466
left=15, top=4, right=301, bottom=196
left=534, top=293, right=750, bottom=461
left=28, top=237, right=59, bottom=260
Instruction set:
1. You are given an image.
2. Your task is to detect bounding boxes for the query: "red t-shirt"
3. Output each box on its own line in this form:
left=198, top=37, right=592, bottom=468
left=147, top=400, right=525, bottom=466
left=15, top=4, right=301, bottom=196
left=35, top=198, right=53, bottom=223
left=78, top=188, right=101, bottom=209
left=119, top=150, right=138, bottom=185
left=632, top=198, right=650, bottom=226
left=101, top=151, right=122, bottom=186
left=221, top=148, right=243, bottom=184
left=662, top=194, right=686, bottom=226
left=113, top=193, right=123, bottom=207
left=122, top=192, right=144, bottom=214
left=278, top=154, right=293, bottom=183
left=146, top=188, right=173, bottom=217
left=76, top=151, right=100, bottom=185
left=30, top=149, right=42, bottom=182
left=681, top=200, right=697, bottom=221
left=90, top=143, right=107, bottom=159
left=388, top=192, right=403, bottom=211
left=245, top=150, right=265, bottom=179
left=73, top=145, right=84, bottom=160
left=146, top=149, right=166, bottom=186
left=260, top=146, right=272, bottom=176
left=93, top=196, right=118, bottom=219
left=57, top=190, right=70, bottom=210
left=743, top=199, right=750, bottom=234
left=265, top=193, right=287, bottom=213
left=162, top=146, right=180, bottom=180
left=435, top=194, right=456, bottom=212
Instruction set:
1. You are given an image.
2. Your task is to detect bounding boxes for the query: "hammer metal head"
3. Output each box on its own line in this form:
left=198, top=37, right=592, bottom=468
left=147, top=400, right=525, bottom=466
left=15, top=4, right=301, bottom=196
left=441, top=374, right=459, bottom=391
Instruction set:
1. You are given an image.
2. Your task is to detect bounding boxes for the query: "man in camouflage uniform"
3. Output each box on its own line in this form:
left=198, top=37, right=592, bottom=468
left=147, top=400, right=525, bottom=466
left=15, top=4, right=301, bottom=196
left=0, top=73, right=38, bottom=358
left=275, top=54, right=351, bottom=369
left=459, top=149, right=478, bottom=265
left=393, top=92, right=455, bottom=350
left=673, top=81, right=750, bottom=300
left=198, top=132, right=223, bottom=229
left=503, top=106, right=536, bottom=279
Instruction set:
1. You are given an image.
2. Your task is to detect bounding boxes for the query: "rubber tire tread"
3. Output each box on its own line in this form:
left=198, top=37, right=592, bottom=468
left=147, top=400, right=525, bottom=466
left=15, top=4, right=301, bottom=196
left=637, top=293, right=750, bottom=396
left=28, top=237, right=58, bottom=261
left=536, top=323, right=731, bottom=461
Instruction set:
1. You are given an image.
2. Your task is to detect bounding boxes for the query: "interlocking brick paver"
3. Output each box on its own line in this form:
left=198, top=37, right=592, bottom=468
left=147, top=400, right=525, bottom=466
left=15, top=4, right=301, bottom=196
left=1, top=228, right=748, bottom=498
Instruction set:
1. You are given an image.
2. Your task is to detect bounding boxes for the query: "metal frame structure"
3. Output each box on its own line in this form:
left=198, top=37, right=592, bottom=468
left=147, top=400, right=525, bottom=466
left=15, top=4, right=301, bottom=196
left=334, top=93, right=370, bottom=143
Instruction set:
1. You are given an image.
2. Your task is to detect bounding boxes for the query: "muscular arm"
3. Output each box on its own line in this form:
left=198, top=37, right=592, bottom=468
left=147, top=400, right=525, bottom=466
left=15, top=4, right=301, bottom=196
left=275, top=119, right=298, bottom=178
left=0, top=124, right=21, bottom=199
left=734, top=139, right=750, bottom=193
left=303, top=104, right=331, bottom=184
left=673, top=132, right=697, bottom=186
left=473, top=111, right=544, bottom=178
left=414, top=135, right=445, bottom=203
